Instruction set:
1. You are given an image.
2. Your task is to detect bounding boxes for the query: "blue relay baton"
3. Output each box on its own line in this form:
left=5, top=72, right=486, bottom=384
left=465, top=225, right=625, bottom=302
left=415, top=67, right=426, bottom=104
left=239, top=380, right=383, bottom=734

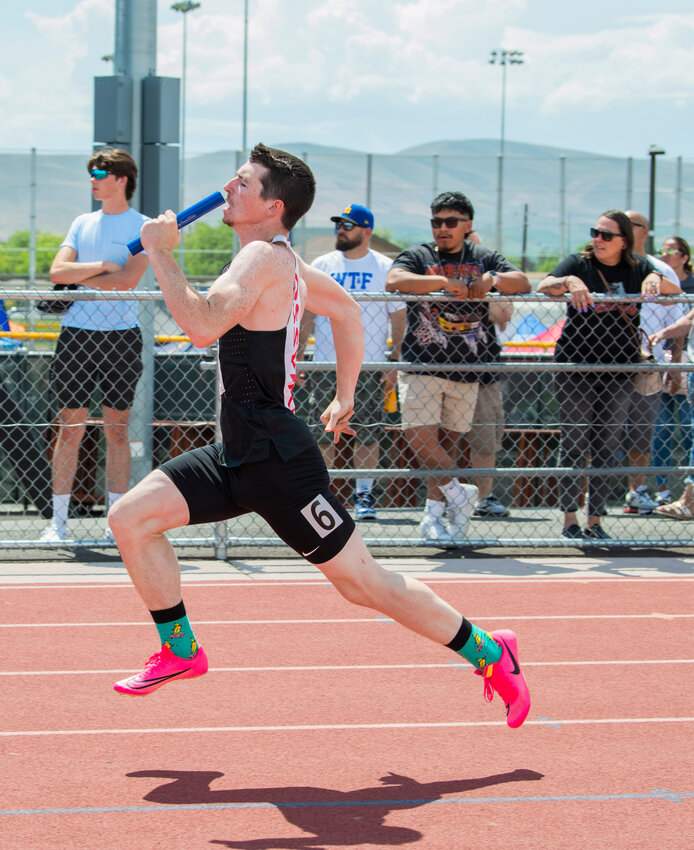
left=127, top=190, right=226, bottom=255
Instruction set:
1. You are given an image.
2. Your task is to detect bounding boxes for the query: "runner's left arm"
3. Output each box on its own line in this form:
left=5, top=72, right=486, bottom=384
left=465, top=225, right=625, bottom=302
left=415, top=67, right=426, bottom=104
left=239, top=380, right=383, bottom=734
left=299, top=257, right=364, bottom=443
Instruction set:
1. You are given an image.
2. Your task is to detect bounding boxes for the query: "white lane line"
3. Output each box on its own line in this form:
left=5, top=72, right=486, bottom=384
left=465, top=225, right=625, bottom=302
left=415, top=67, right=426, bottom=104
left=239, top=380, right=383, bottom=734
left=2, top=613, right=693, bottom=627
left=1, top=659, right=693, bottom=677
left=0, top=618, right=389, bottom=628
left=2, top=717, right=693, bottom=738
left=2, top=576, right=694, bottom=590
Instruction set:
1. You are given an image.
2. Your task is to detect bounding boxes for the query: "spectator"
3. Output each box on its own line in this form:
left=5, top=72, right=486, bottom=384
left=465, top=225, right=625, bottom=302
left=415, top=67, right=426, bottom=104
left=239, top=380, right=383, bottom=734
left=621, top=211, right=681, bottom=515
left=537, top=210, right=680, bottom=541
left=385, top=191, right=530, bottom=547
left=652, top=237, right=694, bottom=506
left=39, top=148, right=149, bottom=542
left=301, top=204, right=406, bottom=519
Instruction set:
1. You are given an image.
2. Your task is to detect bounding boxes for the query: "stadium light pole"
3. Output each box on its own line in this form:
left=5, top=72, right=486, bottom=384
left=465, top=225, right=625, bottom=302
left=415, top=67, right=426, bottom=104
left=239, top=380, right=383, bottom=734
left=172, top=1, right=201, bottom=273
left=647, top=144, right=665, bottom=255
left=489, top=49, right=524, bottom=251
left=242, top=0, right=249, bottom=154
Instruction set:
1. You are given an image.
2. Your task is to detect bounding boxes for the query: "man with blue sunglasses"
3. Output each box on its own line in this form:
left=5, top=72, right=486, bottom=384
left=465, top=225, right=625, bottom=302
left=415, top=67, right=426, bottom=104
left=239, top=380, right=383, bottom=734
left=39, top=148, right=149, bottom=544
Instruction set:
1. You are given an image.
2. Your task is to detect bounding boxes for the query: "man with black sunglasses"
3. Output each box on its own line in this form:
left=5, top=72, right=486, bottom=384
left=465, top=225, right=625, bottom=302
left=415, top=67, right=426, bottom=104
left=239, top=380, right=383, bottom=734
left=386, top=191, right=530, bottom=547
left=39, top=147, right=149, bottom=543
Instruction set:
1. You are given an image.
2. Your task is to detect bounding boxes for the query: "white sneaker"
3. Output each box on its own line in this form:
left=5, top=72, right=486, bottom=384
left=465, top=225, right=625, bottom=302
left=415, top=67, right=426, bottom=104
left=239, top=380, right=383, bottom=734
left=623, top=487, right=658, bottom=515
left=447, top=484, right=479, bottom=539
left=39, top=520, right=67, bottom=544
left=419, top=514, right=457, bottom=548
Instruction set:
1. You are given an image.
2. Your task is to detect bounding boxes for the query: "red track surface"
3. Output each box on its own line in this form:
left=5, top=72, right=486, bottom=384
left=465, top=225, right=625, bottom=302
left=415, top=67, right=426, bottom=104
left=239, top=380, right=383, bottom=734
left=2, top=577, right=693, bottom=849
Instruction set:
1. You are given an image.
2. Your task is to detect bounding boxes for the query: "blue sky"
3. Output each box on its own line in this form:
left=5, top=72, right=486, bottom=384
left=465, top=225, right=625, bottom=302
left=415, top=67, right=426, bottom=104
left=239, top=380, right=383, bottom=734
left=1, top=0, right=692, bottom=161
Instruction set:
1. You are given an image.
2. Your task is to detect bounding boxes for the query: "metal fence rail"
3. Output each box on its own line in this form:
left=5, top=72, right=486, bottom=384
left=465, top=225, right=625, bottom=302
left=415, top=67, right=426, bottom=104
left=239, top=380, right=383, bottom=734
left=1, top=288, right=693, bottom=553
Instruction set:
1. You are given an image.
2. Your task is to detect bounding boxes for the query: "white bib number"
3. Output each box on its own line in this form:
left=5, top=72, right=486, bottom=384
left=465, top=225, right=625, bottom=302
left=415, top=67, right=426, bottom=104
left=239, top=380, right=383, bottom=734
left=301, top=494, right=343, bottom=539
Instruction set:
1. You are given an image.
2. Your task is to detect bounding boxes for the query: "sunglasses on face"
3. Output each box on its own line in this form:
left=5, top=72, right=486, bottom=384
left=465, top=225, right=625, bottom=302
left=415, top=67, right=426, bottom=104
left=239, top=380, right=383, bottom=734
left=590, top=227, right=623, bottom=242
left=660, top=248, right=681, bottom=256
left=334, top=221, right=362, bottom=232
left=90, top=168, right=112, bottom=180
left=431, top=217, right=470, bottom=229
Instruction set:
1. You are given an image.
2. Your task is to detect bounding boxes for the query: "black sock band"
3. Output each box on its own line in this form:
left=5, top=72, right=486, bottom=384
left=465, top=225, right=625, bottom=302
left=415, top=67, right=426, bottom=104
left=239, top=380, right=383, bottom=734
left=150, top=600, right=187, bottom=624
left=445, top=617, right=473, bottom=652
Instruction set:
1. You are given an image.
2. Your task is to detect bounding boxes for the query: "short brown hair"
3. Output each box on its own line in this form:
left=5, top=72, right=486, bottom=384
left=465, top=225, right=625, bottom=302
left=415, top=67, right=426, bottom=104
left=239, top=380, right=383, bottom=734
left=87, top=147, right=138, bottom=202
left=249, top=143, right=315, bottom=231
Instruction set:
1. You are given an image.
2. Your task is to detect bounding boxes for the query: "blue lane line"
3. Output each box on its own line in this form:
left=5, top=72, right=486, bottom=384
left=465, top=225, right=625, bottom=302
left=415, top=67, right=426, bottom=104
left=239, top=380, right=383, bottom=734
left=3, top=788, right=693, bottom=816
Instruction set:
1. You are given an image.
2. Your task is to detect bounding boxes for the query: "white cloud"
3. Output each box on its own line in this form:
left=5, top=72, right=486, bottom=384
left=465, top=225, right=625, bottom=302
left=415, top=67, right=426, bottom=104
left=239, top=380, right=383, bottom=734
left=0, top=1, right=692, bottom=156
left=506, top=14, right=694, bottom=114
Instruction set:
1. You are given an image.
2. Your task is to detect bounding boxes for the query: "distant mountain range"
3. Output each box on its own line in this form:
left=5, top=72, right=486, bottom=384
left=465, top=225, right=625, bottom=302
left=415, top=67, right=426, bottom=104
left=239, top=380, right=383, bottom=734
left=1, top=139, right=690, bottom=258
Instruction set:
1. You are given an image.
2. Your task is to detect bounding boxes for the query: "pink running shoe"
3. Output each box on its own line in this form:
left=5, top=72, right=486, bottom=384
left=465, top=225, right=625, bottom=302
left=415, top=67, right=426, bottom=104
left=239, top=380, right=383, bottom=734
left=476, top=629, right=530, bottom=728
left=114, top=644, right=208, bottom=696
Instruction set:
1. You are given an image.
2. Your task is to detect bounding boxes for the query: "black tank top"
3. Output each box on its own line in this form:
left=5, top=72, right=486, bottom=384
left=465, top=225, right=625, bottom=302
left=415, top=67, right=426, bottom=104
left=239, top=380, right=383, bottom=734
left=218, top=235, right=315, bottom=466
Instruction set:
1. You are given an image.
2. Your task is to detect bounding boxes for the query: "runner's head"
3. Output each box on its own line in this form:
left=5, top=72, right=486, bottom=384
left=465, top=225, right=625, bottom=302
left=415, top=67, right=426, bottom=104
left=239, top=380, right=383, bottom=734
left=249, top=143, right=316, bottom=231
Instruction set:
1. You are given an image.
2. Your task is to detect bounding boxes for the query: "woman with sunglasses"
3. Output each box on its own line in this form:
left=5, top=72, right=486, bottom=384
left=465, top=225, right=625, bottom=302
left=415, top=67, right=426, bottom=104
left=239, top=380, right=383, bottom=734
left=537, top=211, right=681, bottom=540
left=650, top=237, right=694, bottom=517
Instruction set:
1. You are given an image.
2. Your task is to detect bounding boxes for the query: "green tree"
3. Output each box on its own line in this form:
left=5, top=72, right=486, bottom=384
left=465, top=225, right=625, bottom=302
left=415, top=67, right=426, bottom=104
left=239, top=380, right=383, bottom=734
left=0, top=230, right=63, bottom=275
left=183, top=222, right=236, bottom=277
left=373, top=228, right=408, bottom=250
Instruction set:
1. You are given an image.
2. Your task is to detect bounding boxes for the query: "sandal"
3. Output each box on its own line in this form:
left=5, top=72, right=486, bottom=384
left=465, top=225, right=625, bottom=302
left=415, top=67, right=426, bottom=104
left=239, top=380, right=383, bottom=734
left=654, top=499, right=694, bottom=520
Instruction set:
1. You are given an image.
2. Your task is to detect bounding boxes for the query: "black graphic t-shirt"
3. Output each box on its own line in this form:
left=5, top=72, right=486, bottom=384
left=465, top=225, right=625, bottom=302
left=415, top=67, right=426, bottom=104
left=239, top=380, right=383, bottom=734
left=549, top=253, right=654, bottom=364
left=390, top=241, right=518, bottom=383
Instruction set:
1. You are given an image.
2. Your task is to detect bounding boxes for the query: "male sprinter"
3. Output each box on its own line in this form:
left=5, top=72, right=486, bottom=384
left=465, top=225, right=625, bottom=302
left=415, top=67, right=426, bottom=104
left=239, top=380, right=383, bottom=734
left=109, top=144, right=530, bottom=728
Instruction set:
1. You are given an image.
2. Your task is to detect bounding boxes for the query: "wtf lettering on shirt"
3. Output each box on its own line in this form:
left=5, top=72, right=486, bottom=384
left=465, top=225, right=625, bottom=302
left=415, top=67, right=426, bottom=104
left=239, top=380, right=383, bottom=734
left=330, top=271, right=374, bottom=290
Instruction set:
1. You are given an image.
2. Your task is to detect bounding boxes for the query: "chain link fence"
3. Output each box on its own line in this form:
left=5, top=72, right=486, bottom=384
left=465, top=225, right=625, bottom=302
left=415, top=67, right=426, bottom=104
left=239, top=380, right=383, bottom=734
left=1, top=288, right=693, bottom=552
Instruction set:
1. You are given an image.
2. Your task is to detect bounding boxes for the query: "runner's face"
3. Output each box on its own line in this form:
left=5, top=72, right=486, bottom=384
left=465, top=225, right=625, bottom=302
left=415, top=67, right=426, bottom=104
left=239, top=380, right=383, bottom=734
left=222, top=161, right=271, bottom=227
left=431, top=207, right=471, bottom=254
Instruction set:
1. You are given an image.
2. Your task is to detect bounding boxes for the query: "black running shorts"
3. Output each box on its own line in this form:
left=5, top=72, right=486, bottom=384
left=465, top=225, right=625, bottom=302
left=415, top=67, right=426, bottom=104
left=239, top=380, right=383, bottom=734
left=159, top=442, right=356, bottom=564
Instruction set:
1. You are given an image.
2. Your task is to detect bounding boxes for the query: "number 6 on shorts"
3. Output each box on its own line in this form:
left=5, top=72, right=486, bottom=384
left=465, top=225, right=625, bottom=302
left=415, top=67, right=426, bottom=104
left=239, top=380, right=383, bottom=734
left=301, top=493, right=344, bottom=539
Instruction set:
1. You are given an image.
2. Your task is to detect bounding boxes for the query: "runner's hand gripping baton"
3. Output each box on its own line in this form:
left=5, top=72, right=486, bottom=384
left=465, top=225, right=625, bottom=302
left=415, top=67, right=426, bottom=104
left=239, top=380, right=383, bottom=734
left=127, top=190, right=226, bottom=255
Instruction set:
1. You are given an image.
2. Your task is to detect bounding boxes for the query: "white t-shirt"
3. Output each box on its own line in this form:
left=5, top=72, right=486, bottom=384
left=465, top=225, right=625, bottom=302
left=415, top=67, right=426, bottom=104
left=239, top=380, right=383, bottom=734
left=310, top=249, right=404, bottom=362
left=60, top=207, right=149, bottom=331
left=639, top=254, right=685, bottom=364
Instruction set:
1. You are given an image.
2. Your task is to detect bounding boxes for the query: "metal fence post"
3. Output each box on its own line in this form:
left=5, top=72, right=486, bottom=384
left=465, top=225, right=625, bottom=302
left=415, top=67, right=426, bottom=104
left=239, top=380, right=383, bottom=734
left=129, top=276, right=155, bottom=486
left=559, top=154, right=566, bottom=258
left=496, top=152, right=504, bottom=251
left=28, top=148, right=37, bottom=292
left=213, top=349, right=226, bottom=559
left=300, top=151, right=308, bottom=257
left=675, top=155, right=682, bottom=236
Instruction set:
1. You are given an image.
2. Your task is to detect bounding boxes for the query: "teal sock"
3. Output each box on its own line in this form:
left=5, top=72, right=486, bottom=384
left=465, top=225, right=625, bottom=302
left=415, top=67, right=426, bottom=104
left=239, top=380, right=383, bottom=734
left=446, top=618, right=502, bottom=672
left=150, top=601, right=199, bottom=660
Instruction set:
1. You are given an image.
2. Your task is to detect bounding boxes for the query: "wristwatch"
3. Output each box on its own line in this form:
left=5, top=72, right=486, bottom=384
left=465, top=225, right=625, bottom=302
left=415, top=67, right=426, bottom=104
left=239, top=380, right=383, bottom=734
left=488, top=270, right=500, bottom=288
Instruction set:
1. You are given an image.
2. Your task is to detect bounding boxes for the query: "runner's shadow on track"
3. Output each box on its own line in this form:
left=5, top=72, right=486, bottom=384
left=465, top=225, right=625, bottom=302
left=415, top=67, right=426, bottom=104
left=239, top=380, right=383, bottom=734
left=127, top=767, right=543, bottom=848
